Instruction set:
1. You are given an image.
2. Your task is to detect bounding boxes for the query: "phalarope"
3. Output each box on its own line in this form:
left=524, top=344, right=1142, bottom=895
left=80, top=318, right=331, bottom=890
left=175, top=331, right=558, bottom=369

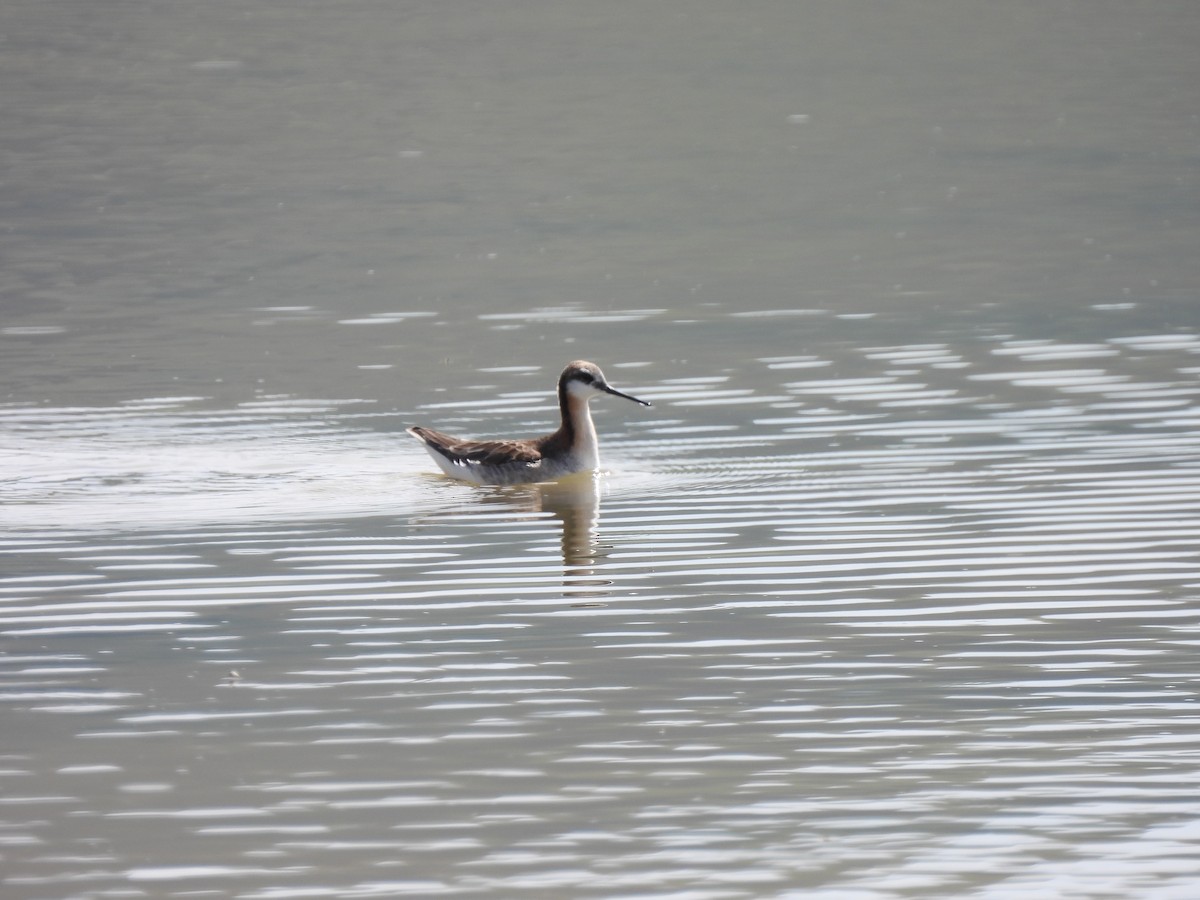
left=407, top=360, right=651, bottom=485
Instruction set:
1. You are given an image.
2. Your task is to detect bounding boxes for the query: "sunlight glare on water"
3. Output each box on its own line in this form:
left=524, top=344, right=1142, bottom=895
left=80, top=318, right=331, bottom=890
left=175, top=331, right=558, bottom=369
left=5, top=307, right=1200, bottom=897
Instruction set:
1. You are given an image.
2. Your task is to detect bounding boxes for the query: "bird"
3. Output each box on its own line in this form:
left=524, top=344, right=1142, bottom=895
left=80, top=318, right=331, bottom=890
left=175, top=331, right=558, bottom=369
left=407, top=360, right=651, bottom=485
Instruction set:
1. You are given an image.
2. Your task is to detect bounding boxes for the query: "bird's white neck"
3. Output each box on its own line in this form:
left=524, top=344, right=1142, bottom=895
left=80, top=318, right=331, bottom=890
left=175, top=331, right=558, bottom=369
left=565, top=394, right=600, bottom=468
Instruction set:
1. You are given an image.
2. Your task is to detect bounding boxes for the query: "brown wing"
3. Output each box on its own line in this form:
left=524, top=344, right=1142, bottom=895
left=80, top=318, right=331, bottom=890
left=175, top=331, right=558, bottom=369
left=409, top=427, right=543, bottom=466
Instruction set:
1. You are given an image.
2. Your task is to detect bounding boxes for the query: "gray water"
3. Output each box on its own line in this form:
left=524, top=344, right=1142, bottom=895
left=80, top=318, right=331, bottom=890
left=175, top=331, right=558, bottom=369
left=3, top=2, right=1200, bottom=897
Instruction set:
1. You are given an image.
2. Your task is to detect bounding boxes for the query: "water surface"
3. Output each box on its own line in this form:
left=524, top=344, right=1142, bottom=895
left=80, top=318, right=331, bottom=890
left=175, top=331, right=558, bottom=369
left=3, top=2, right=1200, bottom=897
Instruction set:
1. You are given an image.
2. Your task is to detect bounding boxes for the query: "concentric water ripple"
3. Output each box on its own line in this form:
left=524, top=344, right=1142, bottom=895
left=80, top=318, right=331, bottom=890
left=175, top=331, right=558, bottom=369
left=3, top=326, right=1200, bottom=897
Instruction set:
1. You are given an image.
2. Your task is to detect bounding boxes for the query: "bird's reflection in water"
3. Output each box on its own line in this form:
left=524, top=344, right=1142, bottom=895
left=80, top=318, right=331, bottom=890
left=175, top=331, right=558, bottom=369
left=528, top=474, right=605, bottom=595
left=416, top=473, right=610, bottom=599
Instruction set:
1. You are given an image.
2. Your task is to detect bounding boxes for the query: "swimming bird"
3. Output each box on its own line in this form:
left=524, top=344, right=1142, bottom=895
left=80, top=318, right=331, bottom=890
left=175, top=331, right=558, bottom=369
left=407, top=360, right=651, bottom=485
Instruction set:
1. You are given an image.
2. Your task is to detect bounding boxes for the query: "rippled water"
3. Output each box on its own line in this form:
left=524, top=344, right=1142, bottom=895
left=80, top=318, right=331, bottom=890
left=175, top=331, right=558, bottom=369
left=5, top=309, right=1200, bottom=897
left=5, top=0, right=1200, bottom=894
